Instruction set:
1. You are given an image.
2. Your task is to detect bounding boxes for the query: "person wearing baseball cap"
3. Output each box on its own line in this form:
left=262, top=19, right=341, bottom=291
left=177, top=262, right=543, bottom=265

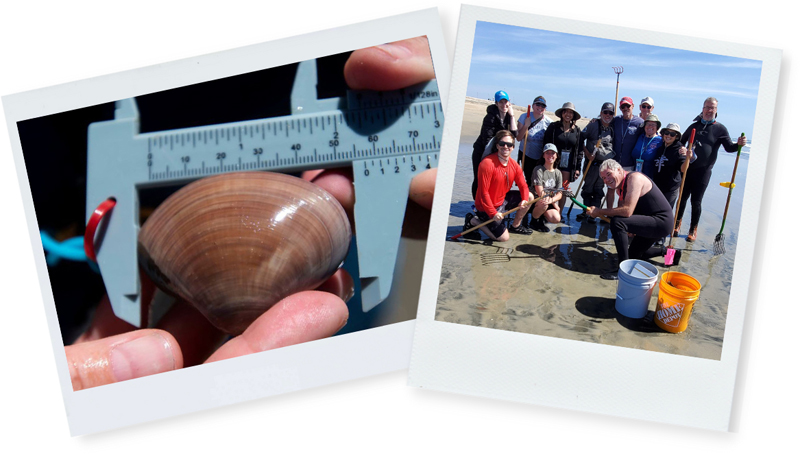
left=613, top=96, right=645, bottom=171
left=471, top=90, right=518, bottom=199
left=577, top=102, right=616, bottom=223
left=639, top=97, right=655, bottom=120
left=516, top=95, right=552, bottom=185
left=529, top=143, right=565, bottom=232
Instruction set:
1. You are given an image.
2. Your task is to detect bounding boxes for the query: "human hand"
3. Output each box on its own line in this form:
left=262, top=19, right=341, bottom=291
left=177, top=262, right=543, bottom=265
left=67, top=37, right=440, bottom=390
left=343, top=36, right=434, bottom=91
left=494, top=212, right=504, bottom=223
left=66, top=267, right=353, bottom=390
left=738, top=135, right=747, bottom=147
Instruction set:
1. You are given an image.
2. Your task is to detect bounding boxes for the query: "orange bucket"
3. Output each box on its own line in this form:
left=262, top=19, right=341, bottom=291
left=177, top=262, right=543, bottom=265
left=654, top=271, right=701, bottom=333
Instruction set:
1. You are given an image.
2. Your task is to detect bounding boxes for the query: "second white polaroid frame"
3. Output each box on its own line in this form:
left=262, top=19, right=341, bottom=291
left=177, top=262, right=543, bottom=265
left=410, top=5, right=780, bottom=431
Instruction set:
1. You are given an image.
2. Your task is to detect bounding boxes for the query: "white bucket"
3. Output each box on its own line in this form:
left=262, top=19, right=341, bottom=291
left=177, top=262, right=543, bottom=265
left=615, top=259, right=659, bottom=319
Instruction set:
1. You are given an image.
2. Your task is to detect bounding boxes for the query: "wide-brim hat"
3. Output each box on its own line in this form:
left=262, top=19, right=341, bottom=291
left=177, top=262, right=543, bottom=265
left=555, top=102, right=581, bottom=121
left=661, top=122, right=681, bottom=136
left=643, top=114, right=661, bottom=130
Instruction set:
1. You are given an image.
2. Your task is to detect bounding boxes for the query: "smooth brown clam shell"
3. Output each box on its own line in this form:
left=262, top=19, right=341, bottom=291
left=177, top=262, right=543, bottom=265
left=138, top=171, right=351, bottom=334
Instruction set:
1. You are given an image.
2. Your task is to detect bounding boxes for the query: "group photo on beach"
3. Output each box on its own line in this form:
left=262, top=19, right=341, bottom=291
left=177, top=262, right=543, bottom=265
left=436, top=21, right=762, bottom=359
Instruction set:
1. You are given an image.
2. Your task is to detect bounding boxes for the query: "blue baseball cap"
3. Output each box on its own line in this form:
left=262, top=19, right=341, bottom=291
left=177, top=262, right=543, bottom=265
left=494, top=90, right=510, bottom=102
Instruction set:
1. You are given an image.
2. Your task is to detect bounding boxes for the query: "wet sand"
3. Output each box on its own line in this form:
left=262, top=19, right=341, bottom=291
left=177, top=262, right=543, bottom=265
left=435, top=98, right=748, bottom=360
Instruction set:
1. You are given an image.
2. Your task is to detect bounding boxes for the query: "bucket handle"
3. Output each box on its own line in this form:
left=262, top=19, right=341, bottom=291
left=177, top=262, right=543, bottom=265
left=616, top=288, right=653, bottom=302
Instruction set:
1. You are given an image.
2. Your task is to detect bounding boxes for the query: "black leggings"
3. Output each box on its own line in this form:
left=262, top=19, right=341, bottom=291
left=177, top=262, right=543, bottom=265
left=676, top=165, right=712, bottom=228
left=610, top=214, right=673, bottom=263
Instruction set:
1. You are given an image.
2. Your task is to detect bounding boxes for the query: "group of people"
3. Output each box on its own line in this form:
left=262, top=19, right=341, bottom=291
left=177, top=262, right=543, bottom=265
left=465, top=91, right=747, bottom=280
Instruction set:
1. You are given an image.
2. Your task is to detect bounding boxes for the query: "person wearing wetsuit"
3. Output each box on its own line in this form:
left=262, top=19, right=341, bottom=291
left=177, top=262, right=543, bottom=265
left=675, top=97, right=747, bottom=241
left=588, top=159, right=674, bottom=280
left=471, top=90, right=517, bottom=199
left=652, top=122, right=688, bottom=209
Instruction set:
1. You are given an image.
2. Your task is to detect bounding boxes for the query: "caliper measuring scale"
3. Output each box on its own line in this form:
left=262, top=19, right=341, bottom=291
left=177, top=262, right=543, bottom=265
left=86, top=59, right=442, bottom=327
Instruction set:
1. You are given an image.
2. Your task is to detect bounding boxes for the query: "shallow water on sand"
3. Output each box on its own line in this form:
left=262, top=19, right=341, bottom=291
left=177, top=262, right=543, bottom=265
left=435, top=143, right=749, bottom=360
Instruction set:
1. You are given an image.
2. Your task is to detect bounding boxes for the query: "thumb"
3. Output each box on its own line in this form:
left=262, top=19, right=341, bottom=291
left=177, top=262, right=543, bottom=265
left=66, top=330, right=183, bottom=391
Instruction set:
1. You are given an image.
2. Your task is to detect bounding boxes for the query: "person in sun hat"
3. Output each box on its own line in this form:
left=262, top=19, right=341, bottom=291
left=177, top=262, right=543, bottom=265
left=652, top=122, right=690, bottom=209
left=630, top=114, right=663, bottom=178
left=471, top=90, right=518, bottom=200
left=639, top=96, right=655, bottom=120
left=577, top=102, right=616, bottom=223
left=543, top=102, right=583, bottom=212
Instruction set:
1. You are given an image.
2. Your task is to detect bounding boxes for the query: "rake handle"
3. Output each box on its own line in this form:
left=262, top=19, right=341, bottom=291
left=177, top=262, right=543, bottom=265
left=567, top=138, right=600, bottom=217
left=718, top=133, right=745, bottom=235
left=450, top=194, right=545, bottom=240
left=668, top=128, right=696, bottom=248
left=520, top=105, right=531, bottom=177
left=568, top=197, right=611, bottom=223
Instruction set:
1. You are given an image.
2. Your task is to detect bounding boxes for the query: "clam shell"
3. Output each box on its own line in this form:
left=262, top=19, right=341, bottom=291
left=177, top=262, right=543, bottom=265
left=138, top=171, right=351, bottom=334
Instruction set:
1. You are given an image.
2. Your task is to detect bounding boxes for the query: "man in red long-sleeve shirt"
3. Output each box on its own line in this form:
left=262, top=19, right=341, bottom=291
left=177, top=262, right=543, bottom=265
left=462, top=131, right=534, bottom=241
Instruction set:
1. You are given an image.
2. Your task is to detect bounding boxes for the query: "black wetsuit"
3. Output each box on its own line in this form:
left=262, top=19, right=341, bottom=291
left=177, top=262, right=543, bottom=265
left=652, top=139, right=687, bottom=208
left=610, top=173, right=674, bottom=263
left=471, top=104, right=515, bottom=199
left=676, top=120, right=740, bottom=229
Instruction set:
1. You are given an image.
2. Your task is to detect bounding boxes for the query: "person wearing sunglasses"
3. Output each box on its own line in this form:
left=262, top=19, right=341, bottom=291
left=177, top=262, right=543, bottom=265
left=639, top=97, right=655, bottom=121
left=652, top=123, right=690, bottom=209
left=612, top=97, right=645, bottom=172
left=471, top=90, right=518, bottom=200
left=577, top=102, right=616, bottom=223
left=673, top=97, right=748, bottom=242
left=462, top=130, right=534, bottom=241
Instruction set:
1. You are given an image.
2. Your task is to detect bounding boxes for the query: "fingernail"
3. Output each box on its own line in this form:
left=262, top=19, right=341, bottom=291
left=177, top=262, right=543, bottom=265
left=110, top=333, right=177, bottom=383
left=377, top=42, right=413, bottom=59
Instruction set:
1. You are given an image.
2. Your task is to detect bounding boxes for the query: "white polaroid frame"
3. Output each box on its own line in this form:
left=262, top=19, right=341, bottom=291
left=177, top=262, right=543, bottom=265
left=410, top=5, right=779, bottom=431
left=3, top=8, right=449, bottom=436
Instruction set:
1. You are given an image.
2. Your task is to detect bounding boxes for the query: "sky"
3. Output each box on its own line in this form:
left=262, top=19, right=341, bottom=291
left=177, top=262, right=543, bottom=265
left=466, top=21, right=762, bottom=141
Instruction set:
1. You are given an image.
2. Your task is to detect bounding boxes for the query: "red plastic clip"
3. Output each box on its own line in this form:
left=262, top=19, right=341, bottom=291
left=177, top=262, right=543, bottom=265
left=84, top=198, right=117, bottom=262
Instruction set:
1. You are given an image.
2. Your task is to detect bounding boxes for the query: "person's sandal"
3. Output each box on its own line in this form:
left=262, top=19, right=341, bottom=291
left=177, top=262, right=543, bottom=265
left=686, top=226, right=698, bottom=242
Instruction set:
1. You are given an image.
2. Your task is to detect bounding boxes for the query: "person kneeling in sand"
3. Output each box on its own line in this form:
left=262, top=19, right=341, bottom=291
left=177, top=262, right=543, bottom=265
left=529, top=143, right=563, bottom=233
left=587, top=159, right=674, bottom=280
left=461, top=130, right=534, bottom=241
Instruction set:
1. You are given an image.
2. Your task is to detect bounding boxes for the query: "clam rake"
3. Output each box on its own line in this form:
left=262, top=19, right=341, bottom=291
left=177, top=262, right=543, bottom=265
left=713, top=133, right=746, bottom=255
